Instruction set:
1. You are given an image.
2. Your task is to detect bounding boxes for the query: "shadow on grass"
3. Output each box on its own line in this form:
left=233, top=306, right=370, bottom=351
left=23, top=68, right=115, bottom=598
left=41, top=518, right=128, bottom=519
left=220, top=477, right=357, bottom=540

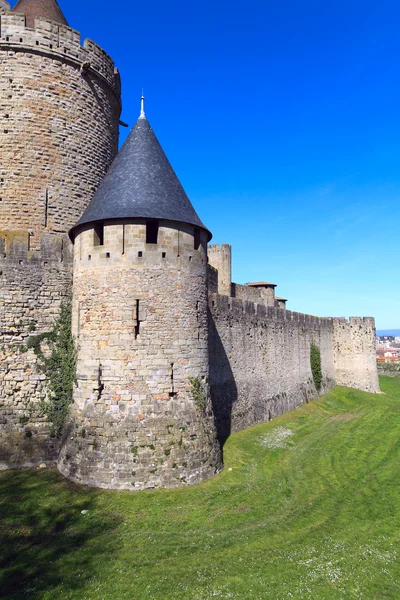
left=0, top=469, right=121, bottom=599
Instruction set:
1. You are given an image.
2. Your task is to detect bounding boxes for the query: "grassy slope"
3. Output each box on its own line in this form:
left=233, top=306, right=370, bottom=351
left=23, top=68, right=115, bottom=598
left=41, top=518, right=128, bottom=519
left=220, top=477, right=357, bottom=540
left=1, top=377, right=400, bottom=600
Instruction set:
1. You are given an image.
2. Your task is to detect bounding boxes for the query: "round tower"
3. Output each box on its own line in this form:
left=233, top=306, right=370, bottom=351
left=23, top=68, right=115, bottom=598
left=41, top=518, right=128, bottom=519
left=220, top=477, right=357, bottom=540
left=58, top=102, right=222, bottom=490
left=0, top=1, right=121, bottom=468
left=0, top=0, right=121, bottom=244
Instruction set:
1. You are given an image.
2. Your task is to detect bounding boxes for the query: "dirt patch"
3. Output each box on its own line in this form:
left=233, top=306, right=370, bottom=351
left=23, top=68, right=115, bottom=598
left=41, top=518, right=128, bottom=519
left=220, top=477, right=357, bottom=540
left=329, top=413, right=359, bottom=421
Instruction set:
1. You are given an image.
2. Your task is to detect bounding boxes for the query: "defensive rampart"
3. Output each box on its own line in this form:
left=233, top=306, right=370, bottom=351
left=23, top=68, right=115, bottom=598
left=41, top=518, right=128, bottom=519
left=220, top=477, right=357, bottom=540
left=208, top=293, right=379, bottom=443
left=0, top=231, right=72, bottom=468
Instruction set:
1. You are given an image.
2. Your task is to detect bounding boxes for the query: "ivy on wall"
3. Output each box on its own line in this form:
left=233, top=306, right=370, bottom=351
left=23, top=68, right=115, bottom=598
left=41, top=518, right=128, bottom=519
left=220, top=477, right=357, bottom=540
left=27, top=299, right=76, bottom=436
left=310, top=342, right=322, bottom=392
left=189, top=376, right=207, bottom=413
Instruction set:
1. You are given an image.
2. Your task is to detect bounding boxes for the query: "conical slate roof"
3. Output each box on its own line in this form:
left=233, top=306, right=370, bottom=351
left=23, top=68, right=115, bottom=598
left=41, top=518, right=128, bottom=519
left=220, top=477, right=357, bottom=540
left=71, top=112, right=211, bottom=240
left=12, top=0, right=68, bottom=28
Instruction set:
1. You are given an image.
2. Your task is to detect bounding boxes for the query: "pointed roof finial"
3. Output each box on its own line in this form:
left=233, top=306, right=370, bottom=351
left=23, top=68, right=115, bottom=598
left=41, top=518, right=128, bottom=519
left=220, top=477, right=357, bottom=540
left=139, top=91, right=146, bottom=119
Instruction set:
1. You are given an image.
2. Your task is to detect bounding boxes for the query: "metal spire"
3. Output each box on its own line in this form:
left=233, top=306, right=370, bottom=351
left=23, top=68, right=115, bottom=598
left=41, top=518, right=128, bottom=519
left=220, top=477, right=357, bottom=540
left=139, top=91, right=146, bottom=119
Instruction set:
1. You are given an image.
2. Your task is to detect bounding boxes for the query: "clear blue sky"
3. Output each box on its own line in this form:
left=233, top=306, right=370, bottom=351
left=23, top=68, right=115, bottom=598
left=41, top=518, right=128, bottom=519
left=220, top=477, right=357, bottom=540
left=61, top=0, right=398, bottom=329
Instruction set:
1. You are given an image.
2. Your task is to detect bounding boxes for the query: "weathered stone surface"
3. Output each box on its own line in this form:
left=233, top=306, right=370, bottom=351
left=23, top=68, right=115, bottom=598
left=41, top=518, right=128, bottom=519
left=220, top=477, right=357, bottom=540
left=0, top=10, right=380, bottom=488
left=0, top=13, right=121, bottom=242
left=333, top=317, right=380, bottom=393
left=0, top=13, right=121, bottom=468
left=57, top=221, right=222, bottom=490
left=208, top=295, right=336, bottom=442
left=208, top=244, right=231, bottom=296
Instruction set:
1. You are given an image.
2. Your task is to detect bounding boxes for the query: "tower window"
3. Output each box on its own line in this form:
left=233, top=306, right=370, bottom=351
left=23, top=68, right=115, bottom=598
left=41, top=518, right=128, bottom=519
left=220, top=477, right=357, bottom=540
left=194, top=228, right=201, bottom=250
left=93, top=222, right=104, bottom=246
left=146, top=220, right=159, bottom=244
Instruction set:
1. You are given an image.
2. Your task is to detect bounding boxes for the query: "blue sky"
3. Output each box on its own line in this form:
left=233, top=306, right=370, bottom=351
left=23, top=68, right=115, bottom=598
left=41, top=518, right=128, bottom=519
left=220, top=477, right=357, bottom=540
left=60, top=0, right=398, bottom=329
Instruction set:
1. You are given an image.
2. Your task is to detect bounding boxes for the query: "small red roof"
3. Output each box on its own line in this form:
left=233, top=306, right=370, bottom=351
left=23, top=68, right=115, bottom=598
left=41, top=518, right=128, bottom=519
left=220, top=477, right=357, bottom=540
left=12, top=0, right=68, bottom=28
left=246, top=281, right=277, bottom=288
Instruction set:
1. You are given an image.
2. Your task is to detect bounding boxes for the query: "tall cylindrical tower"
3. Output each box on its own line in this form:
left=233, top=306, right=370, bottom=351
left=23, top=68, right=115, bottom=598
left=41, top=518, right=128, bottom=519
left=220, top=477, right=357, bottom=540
left=58, top=107, right=222, bottom=490
left=0, top=3, right=121, bottom=242
left=0, top=1, right=121, bottom=468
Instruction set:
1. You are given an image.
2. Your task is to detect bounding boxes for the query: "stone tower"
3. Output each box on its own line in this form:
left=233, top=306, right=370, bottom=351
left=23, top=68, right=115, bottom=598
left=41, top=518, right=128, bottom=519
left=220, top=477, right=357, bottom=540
left=0, top=0, right=121, bottom=242
left=58, top=101, right=222, bottom=490
left=0, top=0, right=121, bottom=468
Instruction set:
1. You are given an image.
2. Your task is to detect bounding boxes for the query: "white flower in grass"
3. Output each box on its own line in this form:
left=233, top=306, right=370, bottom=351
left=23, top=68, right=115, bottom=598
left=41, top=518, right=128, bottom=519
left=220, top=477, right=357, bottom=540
left=259, top=427, right=295, bottom=449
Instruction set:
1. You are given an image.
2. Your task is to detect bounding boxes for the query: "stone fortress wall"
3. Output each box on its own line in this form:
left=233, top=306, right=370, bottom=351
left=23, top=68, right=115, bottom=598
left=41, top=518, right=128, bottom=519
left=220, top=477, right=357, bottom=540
left=209, top=295, right=335, bottom=442
left=58, top=220, right=222, bottom=490
left=0, top=232, right=71, bottom=466
left=0, top=6, right=380, bottom=485
left=207, top=244, right=380, bottom=443
left=0, top=11, right=121, bottom=468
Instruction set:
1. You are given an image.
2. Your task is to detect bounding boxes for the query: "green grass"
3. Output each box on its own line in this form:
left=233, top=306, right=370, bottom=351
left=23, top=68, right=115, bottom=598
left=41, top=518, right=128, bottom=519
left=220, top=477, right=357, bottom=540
left=1, top=377, right=400, bottom=599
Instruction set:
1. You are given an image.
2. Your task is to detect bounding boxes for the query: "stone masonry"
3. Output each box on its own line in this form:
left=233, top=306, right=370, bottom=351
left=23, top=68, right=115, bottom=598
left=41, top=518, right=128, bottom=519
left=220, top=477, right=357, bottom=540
left=0, top=1, right=10, bottom=14
left=0, top=1, right=380, bottom=488
left=0, top=13, right=121, bottom=241
left=0, top=7, right=121, bottom=468
left=209, top=296, right=336, bottom=443
left=58, top=221, right=221, bottom=490
left=0, top=232, right=71, bottom=466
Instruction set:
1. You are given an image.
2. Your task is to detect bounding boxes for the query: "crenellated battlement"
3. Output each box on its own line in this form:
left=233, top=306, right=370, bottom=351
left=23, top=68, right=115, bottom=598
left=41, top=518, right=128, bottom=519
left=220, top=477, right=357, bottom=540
left=333, top=316, right=376, bottom=327
left=73, top=221, right=208, bottom=274
left=0, top=1, right=10, bottom=15
left=0, top=230, right=72, bottom=267
left=208, top=243, right=231, bottom=250
left=0, top=13, right=120, bottom=96
left=209, top=292, right=333, bottom=328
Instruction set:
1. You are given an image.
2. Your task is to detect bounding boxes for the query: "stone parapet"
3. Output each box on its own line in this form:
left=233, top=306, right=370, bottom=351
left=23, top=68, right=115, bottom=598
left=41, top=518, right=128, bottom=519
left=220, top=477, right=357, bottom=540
left=209, top=292, right=332, bottom=328
left=74, top=220, right=208, bottom=275
left=0, top=13, right=120, bottom=96
left=0, top=230, right=71, bottom=268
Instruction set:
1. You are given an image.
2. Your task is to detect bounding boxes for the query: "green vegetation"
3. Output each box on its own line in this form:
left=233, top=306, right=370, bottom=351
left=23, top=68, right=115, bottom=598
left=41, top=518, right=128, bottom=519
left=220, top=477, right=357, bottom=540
left=1, top=376, right=400, bottom=599
left=30, top=299, right=76, bottom=436
left=378, top=361, right=400, bottom=373
left=189, top=375, right=207, bottom=412
left=310, top=341, right=322, bottom=391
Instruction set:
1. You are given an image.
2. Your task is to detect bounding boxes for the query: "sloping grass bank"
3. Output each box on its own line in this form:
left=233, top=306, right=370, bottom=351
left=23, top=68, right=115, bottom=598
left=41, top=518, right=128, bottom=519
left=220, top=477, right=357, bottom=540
left=1, top=377, right=400, bottom=599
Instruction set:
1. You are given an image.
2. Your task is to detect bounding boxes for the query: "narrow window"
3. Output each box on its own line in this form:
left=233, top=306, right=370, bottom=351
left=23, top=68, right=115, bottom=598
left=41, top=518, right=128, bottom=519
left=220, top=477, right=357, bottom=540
left=194, top=227, right=201, bottom=250
left=196, top=301, right=200, bottom=341
left=146, top=220, right=159, bottom=244
left=134, top=299, right=140, bottom=339
left=169, top=363, right=177, bottom=397
left=77, top=302, right=81, bottom=336
left=93, top=222, right=104, bottom=246
left=44, top=189, right=48, bottom=228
